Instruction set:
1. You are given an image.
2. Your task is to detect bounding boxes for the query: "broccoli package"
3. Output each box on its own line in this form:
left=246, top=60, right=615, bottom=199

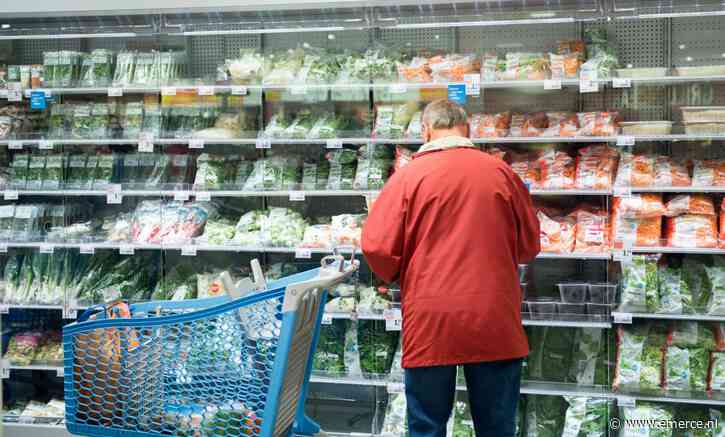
left=326, top=149, right=357, bottom=190
left=569, top=328, right=611, bottom=386
left=26, top=155, right=47, bottom=190
left=313, top=319, right=349, bottom=375
left=613, top=323, right=666, bottom=391
left=621, top=255, right=659, bottom=311
left=707, top=265, right=725, bottom=315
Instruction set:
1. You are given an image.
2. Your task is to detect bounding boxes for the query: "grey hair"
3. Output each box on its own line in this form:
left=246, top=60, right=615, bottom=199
left=421, top=99, right=468, bottom=130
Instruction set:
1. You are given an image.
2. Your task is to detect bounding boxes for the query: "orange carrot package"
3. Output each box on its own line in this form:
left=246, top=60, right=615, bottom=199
left=537, top=209, right=576, bottom=253
left=543, top=112, right=579, bottom=137
left=575, top=145, right=619, bottom=189
left=665, top=214, right=718, bottom=248
left=614, top=152, right=656, bottom=188
left=610, top=209, right=662, bottom=247
left=510, top=113, right=547, bottom=137
left=613, top=194, right=666, bottom=219
left=664, top=194, right=716, bottom=217
left=571, top=208, right=610, bottom=253
left=577, top=112, right=620, bottom=136
left=691, top=160, right=725, bottom=187
left=538, top=149, right=576, bottom=189
left=470, top=112, right=511, bottom=138
left=654, top=155, right=691, bottom=187
left=509, top=151, right=542, bottom=188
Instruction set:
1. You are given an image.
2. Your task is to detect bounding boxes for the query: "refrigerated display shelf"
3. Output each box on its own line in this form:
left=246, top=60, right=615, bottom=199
left=536, top=252, right=610, bottom=260
left=0, top=304, right=63, bottom=311
left=3, top=423, right=72, bottom=437
left=630, top=186, right=725, bottom=193
left=630, top=246, right=725, bottom=255
left=616, top=390, right=725, bottom=407
left=2, top=363, right=63, bottom=373
left=611, top=310, right=725, bottom=323
left=311, top=373, right=390, bottom=387
left=521, top=315, right=611, bottom=328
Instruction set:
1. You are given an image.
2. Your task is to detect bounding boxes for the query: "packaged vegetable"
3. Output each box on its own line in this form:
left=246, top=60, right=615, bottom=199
left=357, top=286, right=392, bottom=315
left=71, top=104, right=92, bottom=139
left=560, top=397, right=610, bottom=437
left=537, top=210, right=575, bottom=253
left=654, top=155, right=691, bottom=187
left=93, top=153, right=116, bottom=190
left=613, top=194, right=665, bottom=219
left=331, top=214, right=365, bottom=247
left=300, top=224, right=332, bottom=249
left=664, top=195, right=715, bottom=217
left=502, top=52, right=550, bottom=81
left=509, top=151, right=542, bottom=188
left=665, top=215, right=717, bottom=248
left=657, top=267, right=692, bottom=314
left=4, top=332, right=43, bottom=365
left=380, top=392, right=408, bottom=437
left=665, top=346, right=708, bottom=391
left=611, top=214, right=661, bottom=247
left=571, top=208, right=609, bottom=253
left=543, top=112, right=579, bottom=137
left=613, top=324, right=666, bottom=391
left=707, top=266, right=725, bottom=315
left=10, top=154, right=29, bottom=189
left=42, top=154, right=64, bottom=189
left=314, top=319, right=349, bottom=374
left=574, top=145, right=618, bottom=189
left=620, top=255, right=659, bottom=310
left=198, top=219, right=236, bottom=245
left=26, top=155, right=46, bottom=190
left=405, top=111, right=423, bottom=139
left=524, top=395, right=567, bottom=437
left=358, top=320, right=398, bottom=376
left=538, top=149, right=575, bottom=189
left=618, top=402, right=674, bottom=436
left=614, top=152, right=656, bottom=187
left=325, top=297, right=356, bottom=314
left=711, top=352, right=725, bottom=392
left=669, top=322, right=720, bottom=350
left=373, top=103, right=418, bottom=139
left=692, top=160, right=725, bottom=186
left=194, top=153, right=226, bottom=189
left=469, top=112, right=511, bottom=138
left=260, top=208, right=308, bottom=247
left=510, top=112, right=547, bottom=137
left=550, top=52, right=582, bottom=80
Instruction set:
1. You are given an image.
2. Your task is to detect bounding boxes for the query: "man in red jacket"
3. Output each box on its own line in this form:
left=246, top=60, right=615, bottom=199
left=362, top=99, right=540, bottom=437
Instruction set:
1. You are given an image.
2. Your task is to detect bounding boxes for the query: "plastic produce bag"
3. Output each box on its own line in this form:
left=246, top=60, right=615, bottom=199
left=194, top=154, right=226, bottom=189
left=707, top=266, right=725, bottom=315
left=261, top=208, right=308, bottom=247
left=669, top=322, right=720, bottom=350
left=380, top=392, right=408, bottom=437
left=344, top=319, right=362, bottom=377
left=313, top=319, right=349, bottom=374
left=614, top=194, right=665, bottom=219
left=572, top=208, right=609, bottom=253
left=613, top=324, right=665, bottom=391
left=561, top=397, right=610, bottom=437
left=4, top=332, right=43, bottom=365
left=510, top=151, right=542, bottom=188
left=657, top=267, right=691, bottom=314
left=331, top=214, right=365, bottom=247
left=655, top=155, right=691, bottom=187
left=614, top=152, right=655, bottom=187
left=543, top=112, right=579, bottom=137
left=577, top=112, right=618, bottom=136
left=469, top=112, right=511, bottom=138
left=198, top=219, right=236, bottom=245
left=665, top=346, right=708, bottom=391
left=538, top=149, right=575, bottom=189
left=569, top=328, right=607, bottom=386
left=300, top=224, right=332, bottom=248
left=358, top=320, right=398, bottom=376
left=620, top=255, right=659, bottom=310
left=665, top=215, right=717, bottom=248
left=611, top=213, right=661, bottom=247
left=524, top=395, right=567, bottom=437
left=618, top=402, right=673, bottom=436
left=664, top=195, right=715, bottom=217
left=692, top=160, right=725, bottom=187
left=510, top=112, right=547, bottom=137
left=575, top=145, right=618, bottom=189
left=373, top=103, right=418, bottom=139
left=537, top=210, right=575, bottom=253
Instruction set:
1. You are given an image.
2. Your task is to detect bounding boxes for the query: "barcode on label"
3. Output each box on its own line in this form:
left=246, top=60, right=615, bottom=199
left=189, top=139, right=204, bottom=149
left=544, top=80, right=562, bottom=90
left=321, top=314, right=333, bottom=325
left=181, top=246, right=197, bottom=256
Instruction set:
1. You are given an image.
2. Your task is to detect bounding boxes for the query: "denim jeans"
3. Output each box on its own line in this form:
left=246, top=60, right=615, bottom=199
left=404, top=358, right=523, bottom=437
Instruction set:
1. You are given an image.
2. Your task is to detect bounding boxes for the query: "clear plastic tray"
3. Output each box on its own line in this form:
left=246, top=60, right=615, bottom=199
left=557, top=302, right=587, bottom=315
left=684, top=122, right=725, bottom=135
left=588, top=283, right=617, bottom=304
left=557, top=283, right=588, bottom=303
left=620, top=121, right=672, bottom=135
left=527, top=298, right=558, bottom=320
left=681, top=107, right=725, bottom=123
left=587, top=303, right=614, bottom=316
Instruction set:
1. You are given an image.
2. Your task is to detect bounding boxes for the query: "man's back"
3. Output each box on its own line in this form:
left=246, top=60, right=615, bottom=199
left=362, top=146, right=539, bottom=368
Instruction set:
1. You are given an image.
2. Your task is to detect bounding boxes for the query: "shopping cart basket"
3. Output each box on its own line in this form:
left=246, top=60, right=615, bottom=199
left=63, top=256, right=358, bottom=437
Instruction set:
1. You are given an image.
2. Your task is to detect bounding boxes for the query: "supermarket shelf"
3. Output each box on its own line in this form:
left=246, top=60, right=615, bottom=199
left=3, top=363, right=63, bottom=373
left=630, top=186, right=725, bottom=193
left=455, top=381, right=613, bottom=398
left=612, top=310, right=725, bottom=323
left=0, top=304, right=63, bottom=310
left=521, top=314, right=611, bottom=328
left=529, top=189, right=611, bottom=196
left=617, top=389, right=725, bottom=407
left=0, top=189, right=377, bottom=198
left=630, top=246, right=725, bottom=255
left=311, top=373, right=390, bottom=387
left=536, top=252, right=610, bottom=260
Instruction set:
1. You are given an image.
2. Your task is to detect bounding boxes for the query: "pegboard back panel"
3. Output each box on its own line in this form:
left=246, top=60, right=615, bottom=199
left=375, top=28, right=456, bottom=52
left=188, top=35, right=226, bottom=80
left=263, top=30, right=371, bottom=52
left=584, top=19, right=666, bottom=69
left=12, top=38, right=82, bottom=64
left=671, top=16, right=725, bottom=67
left=225, top=34, right=262, bottom=59
left=457, top=23, right=579, bottom=55
left=483, top=89, right=579, bottom=114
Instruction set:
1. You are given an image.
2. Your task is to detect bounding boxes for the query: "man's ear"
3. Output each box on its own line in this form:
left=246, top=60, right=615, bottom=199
left=422, top=122, right=430, bottom=142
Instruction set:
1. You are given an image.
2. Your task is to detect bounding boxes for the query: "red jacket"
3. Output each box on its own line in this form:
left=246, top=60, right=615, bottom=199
left=362, top=145, right=540, bottom=368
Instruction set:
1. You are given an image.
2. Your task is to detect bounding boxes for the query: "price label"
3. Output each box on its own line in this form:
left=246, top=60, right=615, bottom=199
left=7, top=83, right=22, bottom=102
left=161, top=87, right=176, bottom=96
left=119, top=245, right=135, bottom=255
left=39, top=140, right=54, bottom=150
left=544, top=79, right=562, bottom=90
left=290, top=86, right=307, bottom=95
left=326, top=139, right=343, bottom=149
left=56, top=367, right=64, bottom=378
left=579, top=80, right=599, bottom=93
left=18, top=416, right=34, bottom=424
left=198, top=86, right=215, bottom=96
left=106, top=192, right=123, bottom=204
left=0, top=304, right=9, bottom=314
left=613, top=248, right=633, bottom=263
left=321, top=313, right=333, bottom=325
left=390, top=83, right=408, bottom=94
left=387, top=382, right=405, bottom=393
left=231, top=86, right=248, bottom=96
left=189, top=139, right=205, bottom=149
left=256, top=138, right=271, bottom=149
left=107, top=184, right=122, bottom=193
left=295, top=248, right=312, bottom=259
left=181, top=246, right=197, bottom=256
left=39, top=244, right=54, bottom=254
left=383, top=308, right=402, bottom=331
left=617, top=396, right=636, bottom=408
left=79, top=244, right=95, bottom=255
left=63, top=308, right=77, bottom=320
left=613, top=312, right=633, bottom=324
left=0, top=244, right=8, bottom=253
left=174, top=191, right=190, bottom=201
left=613, top=186, right=632, bottom=198
left=617, top=136, right=635, bottom=146
left=463, top=73, right=481, bottom=96
left=612, top=78, right=632, bottom=88
left=108, top=87, right=123, bottom=97
left=8, top=141, right=23, bottom=150
left=289, top=191, right=306, bottom=201
left=196, top=192, right=211, bottom=202
left=138, top=138, right=153, bottom=153
left=4, top=191, right=18, bottom=200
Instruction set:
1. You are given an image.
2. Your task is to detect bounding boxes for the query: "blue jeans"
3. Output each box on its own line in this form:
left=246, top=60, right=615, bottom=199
left=404, top=359, right=523, bottom=437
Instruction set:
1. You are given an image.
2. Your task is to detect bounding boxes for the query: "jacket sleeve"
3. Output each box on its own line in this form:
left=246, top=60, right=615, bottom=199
left=509, top=170, right=540, bottom=264
left=361, top=172, right=407, bottom=284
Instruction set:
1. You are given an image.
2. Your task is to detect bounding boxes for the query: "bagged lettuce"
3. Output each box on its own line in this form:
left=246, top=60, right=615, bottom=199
left=380, top=392, right=407, bottom=437
left=707, top=266, right=725, bottom=315
left=621, top=255, right=659, bottom=310
left=524, top=395, right=567, bottom=437
left=619, top=402, right=674, bottom=436
left=561, top=397, right=610, bottom=437
left=669, top=322, right=719, bottom=350
left=313, top=319, right=348, bottom=374
left=657, top=267, right=692, bottom=314
left=665, top=346, right=708, bottom=391
left=614, top=324, right=665, bottom=391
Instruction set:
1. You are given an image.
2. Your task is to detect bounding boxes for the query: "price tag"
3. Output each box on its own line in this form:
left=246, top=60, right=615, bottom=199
left=579, top=80, right=599, bottom=93
left=7, top=83, right=22, bottom=102
left=174, top=191, right=190, bottom=201
left=108, top=87, right=123, bottom=97
left=107, top=184, right=122, bottom=193
left=321, top=313, right=333, bottom=325
left=4, top=191, right=18, bottom=200
left=290, top=86, right=307, bottom=95
left=198, top=86, right=215, bottom=96
left=39, top=244, right=54, bottom=254
left=390, top=83, right=408, bottom=94
left=613, top=312, right=633, bottom=324
left=189, top=139, right=205, bottom=149
left=79, top=244, right=95, bottom=255
left=231, top=86, right=248, bottom=96
left=256, top=138, right=271, bottom=149
left=613, top=186, right=632, bottom=198
left=63, top=308, right=77, bottom=320
left=383, top=308, right=402, bottom=331
left=8, top=141, right=23, bottom=150
left=38, top=140, right=53, bottom=150
left=106, top=192, right=123, bottom=204
left=0, top=244, right=8, bottom=253
left=0, top=304, right=9, bottom=314
left=56, top=367, right=64, bottom=378
left=196, top=192, right=211, bottom=202
left=544, top=79, right=562, bottom=90
left=613, top=248, right=633, bottom=263
left=161, top=87, right=176, bottom=96
left=463, top=73, right=481, bottom=96
left=295, top=248, right=312, bottom=259
left=612, top=78, right=632, bottom=88
left=289, top=191, right=306, bottom=201
left=326, top=139, right=343, bottom=149
left=617, top=396, right=636, bottom=408
left=387, top=382, right=405, bottom=393
left=181, top=246, right=197, bottom=256
left=138, top=138, right=153, bottom=153
left=18, top=416, right=34, bottom=424
left=617, top=136, right=635, bottom=146
left=119, top=245, right=135, bottom=255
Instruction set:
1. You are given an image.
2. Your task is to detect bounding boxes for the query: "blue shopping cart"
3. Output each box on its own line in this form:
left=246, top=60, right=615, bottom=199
left=62, top=256, right=358, bottom=437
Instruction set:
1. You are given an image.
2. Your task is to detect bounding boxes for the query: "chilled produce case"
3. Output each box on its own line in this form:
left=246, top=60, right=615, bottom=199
left=5, top=1, right=725, bottom=436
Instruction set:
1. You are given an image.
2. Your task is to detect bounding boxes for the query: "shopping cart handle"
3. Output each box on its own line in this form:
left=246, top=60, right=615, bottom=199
left=282, top=257, right=358, bottom=312
left=77, top=304, right=108, bottom=323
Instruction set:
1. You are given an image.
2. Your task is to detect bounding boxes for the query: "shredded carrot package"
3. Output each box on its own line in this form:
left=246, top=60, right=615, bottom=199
left=509, top=151, right=542, bottom=188
left=692, top=160, right=720, bottom=186
left=665, top=215, right=718, bottom=248
left=538, top=149, right=576, bottom=189
left=664, top=194, right=716, bottom=217
left=571, top=208, right=610, bottom=253
left=611, top=209, right=662, bottom=247
left=613, top=194, right=666, bottom=219
left=543, top=112, right=579, bottom=137
left=614, top=152, right=656, bottom=187
left=470, top=112, right=511, bottom=138
left=719, top=199, right=725, bottom=247
left=654, top=155, right=691, bottom=187
left=429, top=53, right=480, bottom=82
left=537, top=210, right=576, bottom=253
left=575, top=145, right=619, bottom=189
left=397, top=57, right=432, bottom=83
left=510, top=113, right=547, bottom=137
left=577, top=112, right=619, bottom=136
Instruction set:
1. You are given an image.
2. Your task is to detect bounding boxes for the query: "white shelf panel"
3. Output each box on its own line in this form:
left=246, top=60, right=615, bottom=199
left=616, top=390, right=725, bottom=406
left=522, top=316, right=611, bottom=328
left=311, top=373, right=389, bottom=387
left=456, top=381, right=613, bottom=398
left=529, top=189, right=611, bottom=196
left=0, top=189, right=376, bottom=198
left=631, top=186, right=725, bottom=193
left=630, top=246, right=725, bottom=255
left=612, top=310, right=725, bottom=323
left=536, top=252, right=611, bottom=260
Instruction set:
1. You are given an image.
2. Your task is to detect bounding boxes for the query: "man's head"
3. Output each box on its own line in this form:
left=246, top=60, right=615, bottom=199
left=421, top=99, right=469, bottom=143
